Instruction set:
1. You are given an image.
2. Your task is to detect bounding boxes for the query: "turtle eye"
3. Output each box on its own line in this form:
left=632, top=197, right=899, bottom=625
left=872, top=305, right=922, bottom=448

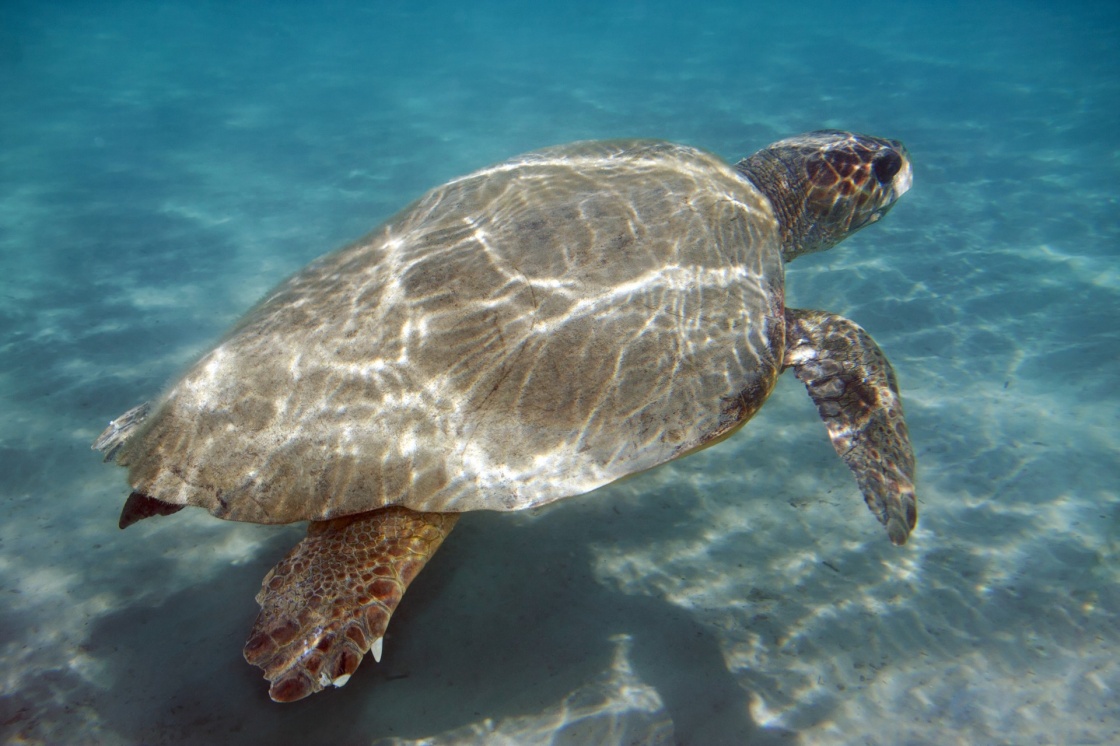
left=872, top=149, right=903, bottom=184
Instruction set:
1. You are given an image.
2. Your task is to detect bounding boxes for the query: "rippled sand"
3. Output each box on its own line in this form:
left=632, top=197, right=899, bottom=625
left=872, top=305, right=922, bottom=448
left=1, top=1, right=1117, bottom=744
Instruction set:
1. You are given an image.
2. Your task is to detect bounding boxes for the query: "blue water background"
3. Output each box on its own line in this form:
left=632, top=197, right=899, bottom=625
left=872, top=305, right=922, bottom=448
left=1, top=1, right=1118, bottom=743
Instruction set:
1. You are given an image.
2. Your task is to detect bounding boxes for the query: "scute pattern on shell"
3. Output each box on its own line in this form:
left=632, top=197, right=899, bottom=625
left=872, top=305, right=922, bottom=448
left=115, top=140, right=785, bottom=523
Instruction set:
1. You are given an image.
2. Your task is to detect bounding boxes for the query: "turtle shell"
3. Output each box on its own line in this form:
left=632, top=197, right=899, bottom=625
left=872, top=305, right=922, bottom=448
left=115, top=140, right=786, bottom=523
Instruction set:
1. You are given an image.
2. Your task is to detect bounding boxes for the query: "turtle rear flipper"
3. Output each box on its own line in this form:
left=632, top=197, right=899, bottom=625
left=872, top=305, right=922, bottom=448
left=91, top=402, right=151, bottom=462
left=243, top=506, right=459, bottom=702
left=783, top=308, right=918, bottom=545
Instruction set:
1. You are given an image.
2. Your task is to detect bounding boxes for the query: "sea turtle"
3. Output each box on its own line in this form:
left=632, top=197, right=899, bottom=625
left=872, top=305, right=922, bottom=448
left=94, top=130, right=917, bottom=702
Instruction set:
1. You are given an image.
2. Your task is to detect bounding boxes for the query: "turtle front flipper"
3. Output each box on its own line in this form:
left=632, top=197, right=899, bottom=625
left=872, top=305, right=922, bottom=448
left=783, top=308, right=918, bottom=545
left=243, top=506, right=459, bottom=702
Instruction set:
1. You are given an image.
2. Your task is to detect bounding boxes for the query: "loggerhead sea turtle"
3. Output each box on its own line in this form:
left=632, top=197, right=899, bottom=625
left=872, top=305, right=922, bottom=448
left=94, top=130, right=918, bottom=702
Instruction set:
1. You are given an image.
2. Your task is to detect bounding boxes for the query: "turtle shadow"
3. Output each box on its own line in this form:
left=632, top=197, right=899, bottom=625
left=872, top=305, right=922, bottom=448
left=369, top=496, right=800, bottom=745
left=82, top=483, right=804, bottom=745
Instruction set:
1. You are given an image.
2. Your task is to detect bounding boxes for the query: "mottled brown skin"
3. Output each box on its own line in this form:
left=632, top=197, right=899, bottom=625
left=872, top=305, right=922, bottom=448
left=243, top=507, right=458, bottom=702
left=783, top=309, right=917, bottom=544
left=94, top=130, right=917, bottom=702
left=737, top=129, right=909, bottom=261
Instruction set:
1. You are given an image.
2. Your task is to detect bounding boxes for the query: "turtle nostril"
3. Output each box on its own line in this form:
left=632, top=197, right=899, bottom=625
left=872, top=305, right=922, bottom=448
left=872, top=150, right=903, bottom=184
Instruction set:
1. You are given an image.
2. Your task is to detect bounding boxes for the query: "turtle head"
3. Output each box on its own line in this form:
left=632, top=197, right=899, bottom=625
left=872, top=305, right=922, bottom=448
left=737, top=130, right=912, bottom=262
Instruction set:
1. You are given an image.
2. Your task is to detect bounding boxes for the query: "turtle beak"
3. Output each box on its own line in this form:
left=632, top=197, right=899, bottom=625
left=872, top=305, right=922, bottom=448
left=892, top=157, right=913, bottom=200
left=859, top=148, right=912, bottom=229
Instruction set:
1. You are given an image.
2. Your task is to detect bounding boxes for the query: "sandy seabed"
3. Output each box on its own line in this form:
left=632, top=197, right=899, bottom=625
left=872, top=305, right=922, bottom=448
left=1, top=1, right=1117, bottom=744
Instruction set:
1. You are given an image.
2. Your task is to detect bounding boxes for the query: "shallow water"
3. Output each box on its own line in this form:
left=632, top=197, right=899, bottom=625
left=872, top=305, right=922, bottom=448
left=1, top=1, right=1118, bottom=744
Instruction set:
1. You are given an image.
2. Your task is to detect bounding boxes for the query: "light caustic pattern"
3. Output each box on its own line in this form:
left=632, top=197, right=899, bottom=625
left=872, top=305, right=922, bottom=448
left=113, top=141, right=785, bottom=524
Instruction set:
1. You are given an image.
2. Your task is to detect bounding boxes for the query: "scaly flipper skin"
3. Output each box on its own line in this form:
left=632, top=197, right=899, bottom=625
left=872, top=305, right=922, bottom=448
left=243, top=506, right=459, bottom=702
left=783, top=308, right=918, bottom=545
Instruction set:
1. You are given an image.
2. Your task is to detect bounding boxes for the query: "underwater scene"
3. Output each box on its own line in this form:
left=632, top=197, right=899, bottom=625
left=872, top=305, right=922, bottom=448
left=1, top=0, right=1117, bottom=743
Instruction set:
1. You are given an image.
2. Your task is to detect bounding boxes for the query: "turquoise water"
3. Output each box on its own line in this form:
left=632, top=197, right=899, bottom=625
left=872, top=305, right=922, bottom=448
left=1, top=1, right=1117, bottom=743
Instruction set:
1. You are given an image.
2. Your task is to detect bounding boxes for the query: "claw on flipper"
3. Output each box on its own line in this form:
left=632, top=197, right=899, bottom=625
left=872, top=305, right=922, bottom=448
left=243, top=506, right=459, bottom=701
